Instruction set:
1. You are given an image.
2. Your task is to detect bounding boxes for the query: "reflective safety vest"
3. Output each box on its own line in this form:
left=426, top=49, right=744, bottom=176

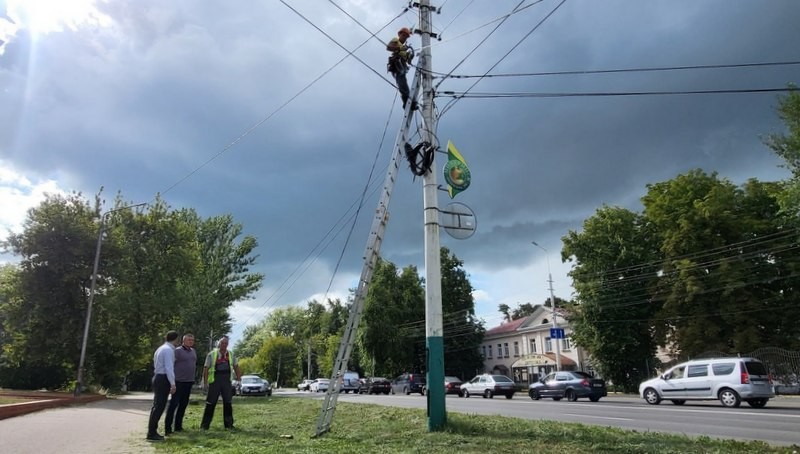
left=207, top=349, right=236, bottom=385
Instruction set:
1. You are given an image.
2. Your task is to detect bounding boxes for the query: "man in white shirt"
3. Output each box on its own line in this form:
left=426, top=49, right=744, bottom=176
left=147, top=330, right=180, bottom=441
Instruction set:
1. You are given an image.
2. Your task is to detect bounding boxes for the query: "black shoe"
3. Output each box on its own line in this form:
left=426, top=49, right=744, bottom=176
left=146, top=434, right=165, bottom=442
left=225, top=426, right=236, bottom=431
left=200, top=426, right=209, bottom=431
left=174, top=428, right=183, bottom=433
left=165, top=429, right=173, bottom=436
left=411, top=102, right=419, bottom=111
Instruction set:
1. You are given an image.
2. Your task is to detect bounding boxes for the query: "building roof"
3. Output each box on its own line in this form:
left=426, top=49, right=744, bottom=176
left=484, top=317, right=528, bottom=337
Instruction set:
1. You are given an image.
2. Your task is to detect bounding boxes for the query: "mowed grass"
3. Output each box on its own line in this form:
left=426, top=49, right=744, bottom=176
left=153, top=395, right=797, bottom=454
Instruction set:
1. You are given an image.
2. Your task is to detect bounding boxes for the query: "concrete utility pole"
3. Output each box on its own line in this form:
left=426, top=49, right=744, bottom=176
left=75, top=203, right=146, bottom=397
left=419, top=0, right=446, bottom=431
left=532, top=242, right=561, bottom=372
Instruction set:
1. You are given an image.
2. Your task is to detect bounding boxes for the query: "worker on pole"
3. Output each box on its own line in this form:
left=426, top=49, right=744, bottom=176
left=386, top=27, right=417, bottom=110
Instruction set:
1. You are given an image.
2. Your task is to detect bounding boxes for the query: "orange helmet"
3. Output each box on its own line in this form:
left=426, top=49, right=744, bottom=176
left=398, top=27, right=412, bottom=37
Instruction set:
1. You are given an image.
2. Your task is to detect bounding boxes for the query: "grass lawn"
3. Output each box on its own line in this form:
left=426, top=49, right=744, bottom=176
left=0, top=396, right=32, bottom=405
left=152, top=395, right=798, bottom=453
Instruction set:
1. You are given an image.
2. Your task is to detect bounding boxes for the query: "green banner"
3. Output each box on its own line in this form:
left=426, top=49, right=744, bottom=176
left=443, top=140, right=471, bottom=199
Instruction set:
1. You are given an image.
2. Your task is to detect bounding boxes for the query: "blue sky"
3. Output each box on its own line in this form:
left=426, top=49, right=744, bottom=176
left=1, top=0, right=798, bottom=345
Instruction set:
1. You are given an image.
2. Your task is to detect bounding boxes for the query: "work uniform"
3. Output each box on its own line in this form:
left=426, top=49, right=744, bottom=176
left=200, top=348, right=238, bottom=429
left=387, top=36, right=413, bottom=107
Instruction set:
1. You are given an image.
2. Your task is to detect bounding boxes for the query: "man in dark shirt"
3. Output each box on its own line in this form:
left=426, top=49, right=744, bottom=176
left=165, top=333, right=197, bottom=435
left=200, top=336, right=241, bottom=430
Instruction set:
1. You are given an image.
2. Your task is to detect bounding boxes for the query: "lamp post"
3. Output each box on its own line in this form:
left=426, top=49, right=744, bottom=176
left=75, top=203, right=146, bottom=396
left=531, top=241, right=562, bottom=372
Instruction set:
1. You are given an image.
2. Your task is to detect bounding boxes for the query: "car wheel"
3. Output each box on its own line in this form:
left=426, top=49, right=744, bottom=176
left=566, top=390, right=577, bottom=402
left=552, top=397, right=562, bottom=401
left=383, top=390, right=389, bottom=395
left=671, top=400, right=686, bottom=405
left=505, top=393, right=513, bottom=400
left=643, top=387, right=661, bottom=405
left=529, top=389, right=540, bottom=400
left=589, top=396, right=600, bottom=402
left=484, top=390, right=493, bottom=399
left=719, top=388, right=741, bottom=407
left=463, top=389, right=470, bottom=398
left=747, top=398, right=768, bottom=408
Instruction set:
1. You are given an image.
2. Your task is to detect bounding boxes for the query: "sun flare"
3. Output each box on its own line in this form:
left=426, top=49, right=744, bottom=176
left=6, top=0, right=110, bottom=36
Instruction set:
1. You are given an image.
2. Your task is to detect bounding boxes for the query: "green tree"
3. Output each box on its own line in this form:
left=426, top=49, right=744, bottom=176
left=562, top=205, right=660, bottom=391
left=252, top=336, right=299, bottom=387
left=439, top=247, right=485, bottom=380
left=765, top=88, right=800, bottom=213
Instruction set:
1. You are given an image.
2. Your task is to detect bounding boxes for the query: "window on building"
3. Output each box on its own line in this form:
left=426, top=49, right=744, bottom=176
left=497, top=344, right=503, bottom=359
left=481, top=345, right=486, bottom=359
left=513, top=341, right=519, bottom=357
left=529, top=338, right=537, bottom=354
left=545, top=337, right=553, bottom=352
left=562, top=337, right=571, bottom=351
left=487, top=345, right=493, bottom=359
left=503, top=343, right=510, bottom=358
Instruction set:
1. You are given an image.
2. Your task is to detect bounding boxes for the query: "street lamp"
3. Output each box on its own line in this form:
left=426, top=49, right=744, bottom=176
left=75, top=203, right=146, bottom=396
left=531, top=241, right=562, bottom=372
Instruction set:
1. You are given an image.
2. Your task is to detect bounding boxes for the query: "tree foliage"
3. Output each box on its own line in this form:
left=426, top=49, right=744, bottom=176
left=0, top=192, right=263, bottom=390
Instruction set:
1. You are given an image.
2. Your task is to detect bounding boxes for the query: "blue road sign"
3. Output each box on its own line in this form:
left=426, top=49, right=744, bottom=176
left=550, top=328, right=565, bottom=339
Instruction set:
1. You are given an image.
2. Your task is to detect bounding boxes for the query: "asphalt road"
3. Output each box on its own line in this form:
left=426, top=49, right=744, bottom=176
left=291, top=389, right=800, bottom=447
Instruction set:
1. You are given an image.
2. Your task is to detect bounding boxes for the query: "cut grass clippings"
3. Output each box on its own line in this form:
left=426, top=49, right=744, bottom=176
left=153, top=395, right=798, bottom=453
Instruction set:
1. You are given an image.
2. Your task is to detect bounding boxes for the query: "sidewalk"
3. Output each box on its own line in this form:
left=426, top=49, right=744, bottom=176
left=0, top=392, right=155, bottom=454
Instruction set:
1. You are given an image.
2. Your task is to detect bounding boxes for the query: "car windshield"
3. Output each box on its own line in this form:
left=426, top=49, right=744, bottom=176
left=372, top=377, right=386, bottom=381
left=572, top=371, right=592, bottom=379
left=744, top=361, right=768, bottom=375
left=242, top=377, right=260, bottom=383
left=445, top=376, right=461, bottom=382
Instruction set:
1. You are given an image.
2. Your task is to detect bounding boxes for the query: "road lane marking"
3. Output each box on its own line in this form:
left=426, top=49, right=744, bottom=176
left=564, top=413, right=633, bottom=421
left=563, top=402, right=800, bottom=419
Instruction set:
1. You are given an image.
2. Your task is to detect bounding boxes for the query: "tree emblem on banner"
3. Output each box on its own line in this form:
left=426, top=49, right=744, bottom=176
left=443, top=140, right=471, bottom=199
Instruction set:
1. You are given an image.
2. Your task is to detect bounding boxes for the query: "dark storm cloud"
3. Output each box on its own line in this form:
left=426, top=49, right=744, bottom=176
left=1, top=0, right=798, bottom=339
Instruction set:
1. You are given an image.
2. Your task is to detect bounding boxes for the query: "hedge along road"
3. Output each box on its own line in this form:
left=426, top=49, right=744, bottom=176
left=0, top=393, right=155, bottom=454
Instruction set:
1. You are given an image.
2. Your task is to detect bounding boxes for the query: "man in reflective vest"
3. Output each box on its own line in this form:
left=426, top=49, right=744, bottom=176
left=386, top=27, right=416, bottom=110
left=200, top=336, right=242, bottom=430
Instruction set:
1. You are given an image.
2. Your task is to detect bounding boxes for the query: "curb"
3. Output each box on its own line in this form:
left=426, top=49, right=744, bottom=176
left=0, top=392, right=106, bottom=420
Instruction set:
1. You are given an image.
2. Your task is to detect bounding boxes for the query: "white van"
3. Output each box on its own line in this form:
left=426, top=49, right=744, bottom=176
left=339, top=371, right=360, bottom=393
left=639, top=357, right=774, bottom=408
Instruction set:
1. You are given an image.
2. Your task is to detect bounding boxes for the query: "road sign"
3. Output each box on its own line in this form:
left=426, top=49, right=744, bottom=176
left=550, top=328, right=565, bottom=339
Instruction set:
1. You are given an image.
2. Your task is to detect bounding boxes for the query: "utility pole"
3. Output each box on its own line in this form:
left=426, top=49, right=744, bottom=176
left=307, top=343, right=312, bottom=379
left=419, top=0, right=446, bottom=431
left=532, top=242, right=561, bottom=372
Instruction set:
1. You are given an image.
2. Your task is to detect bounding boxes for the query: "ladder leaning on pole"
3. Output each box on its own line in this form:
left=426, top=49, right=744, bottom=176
left=314, top=72, right=422, bottom=437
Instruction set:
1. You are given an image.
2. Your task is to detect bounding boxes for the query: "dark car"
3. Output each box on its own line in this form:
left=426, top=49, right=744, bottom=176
left=460, top=374, right=516, bottom=399
left=423, top=376, right=463, bottom=395
left=391, top=373, right=426, bottom=395
left=529, top=371, right=606, bottom=402
left=359, top=377, right=391, bottom=395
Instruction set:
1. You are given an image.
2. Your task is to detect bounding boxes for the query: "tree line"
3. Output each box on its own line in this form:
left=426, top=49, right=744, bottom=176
left=233, top=247, right=486, bottom=387
left=0, top=193, right=263, bottom=390
left=563, top=90, right=800, bottom=391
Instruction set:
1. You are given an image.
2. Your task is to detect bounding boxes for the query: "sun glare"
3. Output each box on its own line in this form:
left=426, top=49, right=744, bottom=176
left=6, top=0, right=111, bottom=36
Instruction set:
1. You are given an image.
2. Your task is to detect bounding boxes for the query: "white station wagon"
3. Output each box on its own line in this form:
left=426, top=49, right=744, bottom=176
left=639, top=357, right=774, bottom=408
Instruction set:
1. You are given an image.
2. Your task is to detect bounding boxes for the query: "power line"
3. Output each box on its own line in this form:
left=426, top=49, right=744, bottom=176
left=425, top=60, right=800, bottom=79
left=438, top=0, right=568, bottom=117
left=438, top=87, right=797, bottom=99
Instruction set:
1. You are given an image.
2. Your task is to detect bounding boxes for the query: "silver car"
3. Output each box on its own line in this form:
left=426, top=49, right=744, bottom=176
left=459, top=374, right=516, bottom=399
left=639, top=357, right=774, bottom=408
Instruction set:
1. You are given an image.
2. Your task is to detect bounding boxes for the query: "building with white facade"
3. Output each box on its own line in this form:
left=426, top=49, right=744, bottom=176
left=480, top=305, right=590, bottom=386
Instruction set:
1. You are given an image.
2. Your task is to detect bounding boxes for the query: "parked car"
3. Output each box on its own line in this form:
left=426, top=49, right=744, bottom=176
left=238, top=375, right=272, bottom=396
left=391, top=373, right=426, bottom=395
left=639, top=357, right=774, bottom=408
left=359, top=377, right=391, bottom=395
left=528, top=371, right=606, bottom=402
left=339, top=371, right=360, bottom=393
left=297, top=379, right=314, bottom=391
left=310, top=378, right=330, bottom=393
left=422, top=376, right=463, bottom=395
left=460, top=374, right=516, bottom=399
